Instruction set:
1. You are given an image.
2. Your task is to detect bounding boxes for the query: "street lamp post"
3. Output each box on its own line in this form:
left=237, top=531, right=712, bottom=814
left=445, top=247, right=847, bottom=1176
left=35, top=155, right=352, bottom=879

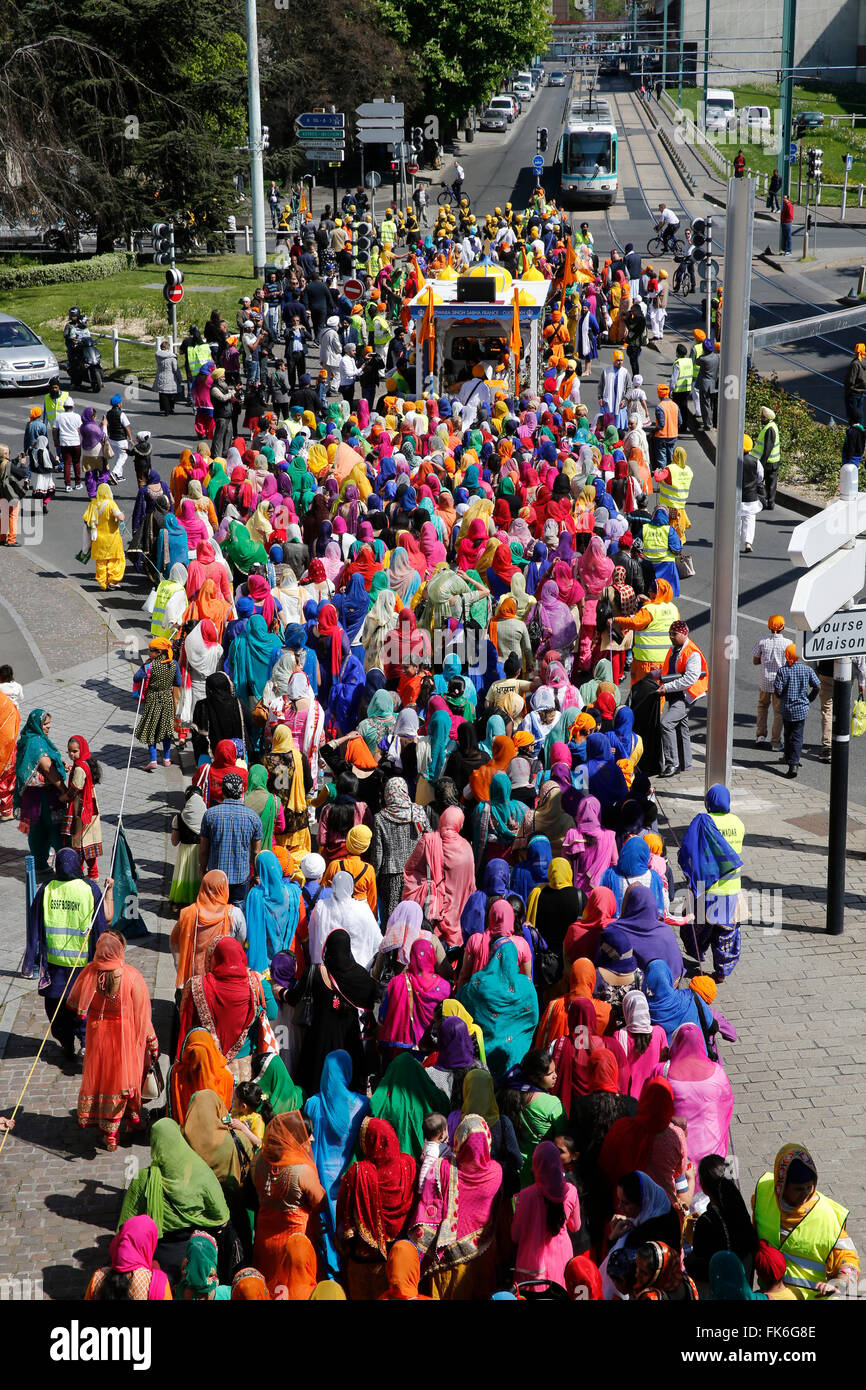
left=245, top=0, right=267, bottom=278
left=678, top=0, right=685, bottom=105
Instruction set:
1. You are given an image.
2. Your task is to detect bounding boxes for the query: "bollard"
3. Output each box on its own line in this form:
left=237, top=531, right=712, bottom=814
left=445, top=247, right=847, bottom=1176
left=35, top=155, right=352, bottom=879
left=245, top=225, right=251, bottom=254
left=860, top=184, right=864, bottom=207
left=802, top=228, right=809, bottom=259
left=860, top=265, right=866, bottom=296
left=112, top=326, right=119, bottom=371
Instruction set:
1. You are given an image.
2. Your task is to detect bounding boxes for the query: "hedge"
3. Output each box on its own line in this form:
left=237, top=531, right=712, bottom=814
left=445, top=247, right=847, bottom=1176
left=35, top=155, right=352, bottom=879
left=0, top=250, right=136, bottom=292
left=746, top=369, right=846, bottom=496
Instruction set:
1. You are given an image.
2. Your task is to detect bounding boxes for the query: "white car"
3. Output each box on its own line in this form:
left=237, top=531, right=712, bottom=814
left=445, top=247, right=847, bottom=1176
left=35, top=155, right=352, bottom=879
left=741, top=105, right=772, bottom=136
left=488, top=95, right=517, bottom=123
left=0, top=314, right=61, bottom=392
left=513, top=83, right=534, bottom=105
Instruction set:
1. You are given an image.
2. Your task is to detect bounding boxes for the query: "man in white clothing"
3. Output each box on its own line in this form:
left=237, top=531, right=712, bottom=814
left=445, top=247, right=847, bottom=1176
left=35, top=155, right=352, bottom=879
left=656, top=203, right=680, bottom=254
left=55, top=398, right=84, bottom=491
left=337, top=343, right=362, bottom=408
left=598, top=350, right=631, bottom=429
left=456, top=367, right=492, bottom=429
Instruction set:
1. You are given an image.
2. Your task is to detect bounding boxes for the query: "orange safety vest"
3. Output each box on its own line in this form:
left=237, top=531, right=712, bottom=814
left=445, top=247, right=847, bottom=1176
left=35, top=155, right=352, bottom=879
left=662, top=638, right=708, bottom=700
left=656, top=398, right=680, bottom=439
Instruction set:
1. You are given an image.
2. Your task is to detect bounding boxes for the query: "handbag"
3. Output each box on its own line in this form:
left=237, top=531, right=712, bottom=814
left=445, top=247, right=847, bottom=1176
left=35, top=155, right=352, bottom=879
left=676, top=552, right=696, bottom=580
left=294, top=964, right=318, bottom=1029
left=852, top=699, right=866, bottom=738
left=100, top=436, right=114, bottom=461
left=142, top=1055, right=165, bottom=1102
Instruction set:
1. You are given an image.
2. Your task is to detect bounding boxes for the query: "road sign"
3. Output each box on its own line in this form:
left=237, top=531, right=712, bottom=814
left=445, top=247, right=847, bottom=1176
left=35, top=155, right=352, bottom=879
left=365, top=171, right=382, bottom=189
left=790, top=141, right=797, bottom=159
left=295, top=112, right=345, bottom=129
left=407, top=162, right=419, bottom=174
left=696, top=256, right=720, bottom=277
left=804, top=604, right=866, bottom=658
left=532, top=155, right=545, bottom=172
left=846, top=154, right=854, bottom=171
left=295, top=129, right=345, bottom=141
left=790, top=540, right=866, bottom=631
left=343, top=278, right=364, bottom=302
left=163, top=283, right=184, bottom=305
left=356, top=101, right=405, bottom=119
left=356, top=124, right=404, bottom=145
left=788, top=493, right=866, bottom=569
left=301, top=146, right=345, bottom=160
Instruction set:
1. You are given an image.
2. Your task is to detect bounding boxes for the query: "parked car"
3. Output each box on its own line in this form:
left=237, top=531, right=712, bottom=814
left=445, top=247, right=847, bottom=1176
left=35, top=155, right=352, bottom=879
left=740, top=105, right=771, bottom=137
left=0, top=314, right=61, bottom=392
left=531, top=64, right=545, bottom=87
left=513, top=83, right=534, bottom=106
left=488, top=96, right=517, bottom=123
left=548, top=70, right=567, bottom=87
left=480, top=107, right=508, bottom=133
left=795, top=110, right=825, bottom=135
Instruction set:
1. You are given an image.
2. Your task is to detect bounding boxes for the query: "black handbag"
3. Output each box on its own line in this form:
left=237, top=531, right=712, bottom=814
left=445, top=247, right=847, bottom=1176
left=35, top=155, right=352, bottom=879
left=294, top=964, right=318, bottom=1029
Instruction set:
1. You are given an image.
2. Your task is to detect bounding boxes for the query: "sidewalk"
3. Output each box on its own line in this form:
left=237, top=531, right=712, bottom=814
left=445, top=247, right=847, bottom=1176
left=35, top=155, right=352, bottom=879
left=656, top=752, right=866, bottom=1261
left=0, top=651, right=179, bottom=1300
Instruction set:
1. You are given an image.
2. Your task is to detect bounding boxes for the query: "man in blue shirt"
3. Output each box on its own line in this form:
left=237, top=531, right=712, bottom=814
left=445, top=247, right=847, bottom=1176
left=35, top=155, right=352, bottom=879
left=199, top=773, right=262, bottom=903
left=774, top=644, right=820, bottom=778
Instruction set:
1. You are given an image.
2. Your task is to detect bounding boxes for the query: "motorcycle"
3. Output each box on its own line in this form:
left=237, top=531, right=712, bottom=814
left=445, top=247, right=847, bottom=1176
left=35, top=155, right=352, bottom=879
left=65, top=326, right=104, bottom=393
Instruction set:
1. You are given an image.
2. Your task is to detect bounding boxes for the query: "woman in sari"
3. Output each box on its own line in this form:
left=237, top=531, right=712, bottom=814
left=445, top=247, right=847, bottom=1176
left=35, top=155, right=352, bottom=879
left=168, top=1027, right=234, bottom=1124
left=565, top=794, right=619, bottom=892
left=457, top=899, right=532, bottom=989
left=598, top=1076, right=688, bottom=1204
left=412, top=807, right=476, bottom=950
left=251, top=1110, right=325, bottom=1295
left=177, top=937, right=271, bottom=1082
left=369, top=776, right=429, bottom=926
left=182, top=619, right=223, bottom=712
left=264, top=725, right=311, bottom=873
left=0, top=685, right=20, bottom=821
left=85, top=1216, right=172, bottom=1301
left=15, top=708, right=66, bottom=871
left=118, top=1118, right=230, bottom=1284
left=662, top=1021, right=734, bottom=1178
left=305, top=1049, right=370, bottom=1277
left=292, top=927, right=379, bottom=1094
left=244, top=763, right=280, bottom=852
left=195, top=738, right=247, bottom=808
left=170, top=869, right=241, bottom=993
left=67, top=931, right=158, bottom=1150
left=223, top=518, right=267, bottom=578
left=512, top=1140, right=582, bottom=1286
left=457, top=940, right=538, bottom=1082
left=368, top=1053, right=450, bottom=1159
left=244, top=848, right=301, bottom=972
left=535, top=958, right=611, bottom=1050
left=611, top=989, right=667, bottom=1100
left=83, top=483, right=126, bottom=590
left=564, top=884, right=618, bottom=964
left=228, top=613, right=282, bottom=710
left=378, top=1241, right=433, bottom=1300
left=337, top=1116, right=417, bottom=1300
left=471, top=772, right=532, bottom=872
left=411, top=1115, right=503, bottom=1301
left=377, top=939, right=450, bottom=1058
left=359, top=586, right=399, bottom=673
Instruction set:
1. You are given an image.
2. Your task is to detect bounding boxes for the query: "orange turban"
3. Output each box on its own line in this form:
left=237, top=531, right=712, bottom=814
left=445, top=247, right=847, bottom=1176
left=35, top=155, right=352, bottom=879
left=785, top=643, right=798, bottom=664
left=689, top=975, right=717, bottom=1004
left=767, top=615, right=785, bottom=633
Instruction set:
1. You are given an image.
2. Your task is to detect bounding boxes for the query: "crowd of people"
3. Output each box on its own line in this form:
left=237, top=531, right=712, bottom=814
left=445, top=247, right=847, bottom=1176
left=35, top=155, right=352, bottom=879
left=5, top=187, right=858, bottom=1306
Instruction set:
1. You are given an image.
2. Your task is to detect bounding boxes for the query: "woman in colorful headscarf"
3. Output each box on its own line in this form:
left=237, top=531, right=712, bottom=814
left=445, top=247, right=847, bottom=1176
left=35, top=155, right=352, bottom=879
left=410, top=1115, right=503, bottom=1301
left=244, top=848, right=301, bottom=973
left=456, top=898, right=532, bottom=988
left=370, top=776, right=429, bottom=926
left=633, top=1241, right=699, bottom=1302
left=751, top=1143, right=858, bottom=1300
left=457, top=940, right=538, bottom=1082
left=662, top=1021, right=734, bottom=1181
left=252, top=1111, right=326, bottom=1295
left=377, top=938, right=450, bottom=1057
left=359, top=585, right=399, bottom=673
left=264, top=725, right=311, bottom=873
left=85, top=1216, right=172, bottom=1300
left=471, top=772, right=532, bottom=871
left=228, top=613, right=283, bottom=710
left=611, top=989, right=667, bottom=1100
left=598, top=1076, right=687, bottom=1205
left=82, top=482, right=126, bottom=590
left=305, top=1049, right=370, bottom=1277
left=512, top=1140, right=582, bottom=1286
left=337, top=1116, right=417, bottom=1300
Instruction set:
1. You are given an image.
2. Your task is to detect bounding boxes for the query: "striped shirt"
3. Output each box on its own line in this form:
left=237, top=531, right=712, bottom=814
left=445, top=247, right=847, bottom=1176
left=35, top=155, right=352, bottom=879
left=774, top=659, right=820, bottom=720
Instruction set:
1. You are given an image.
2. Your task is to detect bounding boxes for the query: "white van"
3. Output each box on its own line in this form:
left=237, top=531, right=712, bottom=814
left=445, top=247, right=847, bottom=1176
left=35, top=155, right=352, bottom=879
left=741, top=104, right=772, bottom=137
left=704, top=88, right=736, bottom=133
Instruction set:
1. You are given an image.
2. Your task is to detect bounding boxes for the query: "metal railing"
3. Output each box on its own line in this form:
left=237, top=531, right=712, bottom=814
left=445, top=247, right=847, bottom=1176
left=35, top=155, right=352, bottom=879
left=88, top=328, right=168, bottom=370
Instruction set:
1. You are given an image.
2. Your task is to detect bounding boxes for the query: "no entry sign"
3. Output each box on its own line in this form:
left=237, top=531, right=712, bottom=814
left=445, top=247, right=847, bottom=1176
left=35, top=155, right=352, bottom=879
left=164, top=283, right=184, bottom=304
left=343, top=278, right=364, bottom=301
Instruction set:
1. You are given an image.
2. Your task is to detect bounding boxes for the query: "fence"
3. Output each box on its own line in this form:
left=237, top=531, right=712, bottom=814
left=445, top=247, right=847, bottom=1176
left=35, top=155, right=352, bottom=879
left=89, top=328, right=166, bottom=370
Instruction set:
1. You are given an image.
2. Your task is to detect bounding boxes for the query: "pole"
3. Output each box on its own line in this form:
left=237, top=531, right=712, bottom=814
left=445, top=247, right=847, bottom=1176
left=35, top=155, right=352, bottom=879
left=777, top=0, right=796, bottom=226
left=797, top=141, right=803, bottom=202
left=842, top=159, right=850, bottom=219
left=662, top=0, right=669, bottom=91
left=702, top=0, right=710, bottom=126
left=333, top=165, right=339, bottom=221
left=678, top=0, right=685, bottom=106
left=705, top=176, right=754, bottom=792
left=244, top=0, right=267, bottom=278
left=169, top=225, right=178, bottom=344
left=827, top=636, right=853, bottom=935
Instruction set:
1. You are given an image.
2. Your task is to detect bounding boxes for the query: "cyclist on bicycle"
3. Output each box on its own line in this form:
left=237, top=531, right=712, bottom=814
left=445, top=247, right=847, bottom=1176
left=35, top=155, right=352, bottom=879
left=452, top=161, right=466, bottom=201
left=656, top=202, right=680, bottom=254
left=674, top=226, right=696, bottom=294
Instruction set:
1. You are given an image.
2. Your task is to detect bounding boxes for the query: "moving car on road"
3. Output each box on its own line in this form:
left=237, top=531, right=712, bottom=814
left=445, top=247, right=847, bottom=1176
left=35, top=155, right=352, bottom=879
left=0, top=314, right=61, bottom=393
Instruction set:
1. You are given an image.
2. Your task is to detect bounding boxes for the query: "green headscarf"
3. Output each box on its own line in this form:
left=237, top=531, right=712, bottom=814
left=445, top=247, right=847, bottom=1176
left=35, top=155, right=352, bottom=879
left=177, top=1232, right=221, bottom=1298
left=368, top=1054, right=450, bottom=1158
left=245, top=763, right=276, bottom=850
left=257, top=1055, right=304, bottom=1115
left=207, top=460, right=230, bottom=502
left=118, top=1119, right=229, bottom=1235
left=15, top=708, right=64, bottom=808
left=579, top=658, right=618, bottom=708
left=369, top=570, right=390, bottom=598
left=223, top=520, right=267, bottom=578
left=709, top=1251, right=767, bottom=1301
left=543, top=704, right=580, bottom=765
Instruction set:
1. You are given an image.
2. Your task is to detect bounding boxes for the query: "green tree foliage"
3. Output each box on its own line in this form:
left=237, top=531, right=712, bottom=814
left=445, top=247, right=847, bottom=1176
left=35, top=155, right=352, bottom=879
left=376, top=0, right=552, bottom=123
left=746, top=369, right=846, bottom=496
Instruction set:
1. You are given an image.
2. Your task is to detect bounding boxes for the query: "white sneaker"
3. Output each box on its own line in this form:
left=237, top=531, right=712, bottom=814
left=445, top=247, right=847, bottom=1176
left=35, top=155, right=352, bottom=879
left=65, top=484, right=73, bottom=493
left=755, top=735, right=768, bottom=745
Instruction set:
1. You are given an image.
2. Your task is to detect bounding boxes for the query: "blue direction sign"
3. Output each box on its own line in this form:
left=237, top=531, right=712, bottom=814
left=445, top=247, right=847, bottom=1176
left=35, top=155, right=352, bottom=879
left=789, top=141, right=797, bottom=162
left=532, top=155, right=544, bottom=172
left=296, top=112, right=345, bottom=129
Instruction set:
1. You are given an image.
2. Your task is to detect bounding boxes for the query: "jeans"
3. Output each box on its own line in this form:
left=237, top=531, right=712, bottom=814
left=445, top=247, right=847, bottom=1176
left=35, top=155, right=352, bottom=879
left=782, top=716, right=805, bottom=767
left=661, top=693, right=692, bottom=770
left=148, top=739, right=172, bottom=763
left=246, top=356, right=260, bottom=385
left=767, top=191, right=780, bottom=212
left=781, top=221, right=792, bottom=254
left=654, top=435, right=675, bottom=468
left=266, top=305, right=281, bottom=339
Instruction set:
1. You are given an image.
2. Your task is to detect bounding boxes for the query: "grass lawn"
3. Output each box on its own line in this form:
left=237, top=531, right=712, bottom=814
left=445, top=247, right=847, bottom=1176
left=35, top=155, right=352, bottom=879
left=0, top=253, right=260, bottom=380
left=671, top=83, right=866, bottom=206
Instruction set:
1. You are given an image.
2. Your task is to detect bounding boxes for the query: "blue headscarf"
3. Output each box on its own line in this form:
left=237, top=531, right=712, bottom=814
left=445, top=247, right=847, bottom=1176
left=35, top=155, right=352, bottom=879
left=678, top=785, right=743, bottom=895
left=511, top=835, right=553, bottom=905
left=612, top=706, right=636, bottom=761
left=229, top=614, right=282, bottom=707
left=334, top=572, right=370, bottom=644
left=160, top=513, right=188, bottom=575
left=525, top=541, right=548, bottom=596
left=328, top=654, right=367, bottom=733
left=461, top=857, right=512, bottom=939
left=305, top=1049, right=370, bottom=1276
left=244, top=850, right=300, bottom=971
left=644, top=959, right=711, bottom=1045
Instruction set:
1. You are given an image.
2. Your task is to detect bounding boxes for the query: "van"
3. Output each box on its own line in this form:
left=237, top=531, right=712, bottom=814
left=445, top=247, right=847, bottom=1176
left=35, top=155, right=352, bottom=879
left=741, top=105, right=771, bottom=139
left=488, top=95, right=517, bottom=123
left=516, top=71, right=535, bottom=97
left=704, top=88, right=736, bottom=133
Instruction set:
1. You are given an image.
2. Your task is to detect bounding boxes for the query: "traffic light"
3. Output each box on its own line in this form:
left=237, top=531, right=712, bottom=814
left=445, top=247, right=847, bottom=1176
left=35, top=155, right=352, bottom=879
left=390, top=160, right=398, bottom=173
left=261, top=125, right=270, bottom=151
left=691, top=216, right=706, bottom=252
left=705, top=216, right=714, bottom=255
left=355, top=220, right=372, bottom=261
left=808, top=147, right=823, bottom=182
left=152, top=222, right=172, bottom=265
left=411, top=126, right=424, bottom=154
left=164, top=268, right=183, bottom=290
left=536, top=126, right=549, bottom=153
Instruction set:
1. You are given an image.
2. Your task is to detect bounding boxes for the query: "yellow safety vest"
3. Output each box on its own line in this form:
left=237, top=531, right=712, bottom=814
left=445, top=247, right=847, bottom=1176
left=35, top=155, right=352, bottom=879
left=43, top=391, right=69, bottom=426
left=671, top=356, right=694, bottom=392
left=641, top=522, right=674, bottom=563
left=658, top=462, right=693, bottom=510
left=691, top=343, right=704, bottom=364
left=754, top=1175, right=847, bottom=1300
left=756, top=421, right=781, bottom=464
left=43, top=877, right=93, bottom=967
left=151, top=579, right=183, bottom=640
left=632, top=599, right=679, bottom=664
left=708, top=810, right=745, bottom=894
left=188, top=343, right=212, bottom=375
left=372, top=316, right=392, bottom=348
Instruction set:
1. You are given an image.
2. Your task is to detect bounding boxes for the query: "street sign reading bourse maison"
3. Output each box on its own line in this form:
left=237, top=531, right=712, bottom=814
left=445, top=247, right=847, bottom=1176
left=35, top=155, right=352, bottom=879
left=804, top=605, right=866, bottom=659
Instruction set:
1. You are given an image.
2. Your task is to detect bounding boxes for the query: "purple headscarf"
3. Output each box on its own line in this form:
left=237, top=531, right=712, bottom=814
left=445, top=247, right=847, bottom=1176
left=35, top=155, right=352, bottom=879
left=538, top=580, right=578, bottom=647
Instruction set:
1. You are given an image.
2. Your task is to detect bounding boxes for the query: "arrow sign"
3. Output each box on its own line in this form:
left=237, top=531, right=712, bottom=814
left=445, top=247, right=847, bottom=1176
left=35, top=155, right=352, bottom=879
left=356, top=101, right=405, bottom=119
left=788, top=494, right=866, bottom=569
left=296, top=129, right=345, bottom=141
left=790, top=540, right=866, bottom=631
left=295, top=112, right=345, bottom=129
left=356, top=127, right=405, bottom=145
left=301, top=146, right=345, bottom=160
left=356, top=118, right=404, bottom=131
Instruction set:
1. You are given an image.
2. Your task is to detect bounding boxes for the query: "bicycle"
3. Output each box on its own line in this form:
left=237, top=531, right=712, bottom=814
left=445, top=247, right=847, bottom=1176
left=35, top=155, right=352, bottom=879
left=672, top=257, right=695, bottom=297
left=437, top=183, right=471, bottom=211
left=647, top=231, right=685, bottom=257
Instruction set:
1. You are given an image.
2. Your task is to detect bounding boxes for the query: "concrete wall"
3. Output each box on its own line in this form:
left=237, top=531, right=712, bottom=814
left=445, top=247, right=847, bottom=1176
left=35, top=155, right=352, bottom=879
left=672, top=0, right=866, bottom=84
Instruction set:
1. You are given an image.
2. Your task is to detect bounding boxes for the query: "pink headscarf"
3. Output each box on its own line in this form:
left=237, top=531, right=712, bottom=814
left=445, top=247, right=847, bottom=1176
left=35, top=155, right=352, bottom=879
left=428, top=693, right=464, bottom=740
left=532, top=1140, right=568, bottom=1201
left=419, top=521, right=447, bottom=571
left=109, top=1216, right=170, bottom=1300
left=578, top=536, right=615, bottom=595
left=435, top=807, right=477, bottom=948
left=247, top=572, right=276, bottom=626
left=666, top=1021, right=717, bottom=1080
left=538, top=581, right=578, bottom=647
left=377, top=938, right=450, bottom=1047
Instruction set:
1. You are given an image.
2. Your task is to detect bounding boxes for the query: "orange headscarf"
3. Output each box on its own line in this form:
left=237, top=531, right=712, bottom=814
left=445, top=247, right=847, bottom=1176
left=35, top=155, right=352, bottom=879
left=344, top=736, right=378, bottom=770
left=280, top=1233, right=318, bottom=1300
left=469, top=735, right=518, bottom=802
left=183, top=579, right=232, bottom=637
left=169, top=1026, right=233, bottom=1124
left=535, top=957, right=611, bottom=1048
left=258, top=1109, right=315, bottom=1170
left=378, top=1240, right=434, bottom=1300
left=490, top=596, right=518, bottom=652
left=68, top=932, right=155, bottom=1102
left=0, top=688, right=20, bottom=777
left=785, top=643, right=798, bottom=664
left=171, top=870, right=233, bottom=988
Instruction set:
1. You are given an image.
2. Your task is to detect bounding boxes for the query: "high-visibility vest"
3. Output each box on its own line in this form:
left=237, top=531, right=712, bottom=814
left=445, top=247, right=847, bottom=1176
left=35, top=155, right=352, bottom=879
left=187, top=343, right=212, bottom=375
left=151, top=579, right=183, bottom=639
left=632, top=599, right=679, bottom=664
left=372, top=316, right=392, bottom=348
left=380, top=219, right=397, bottom=245
left=691, top=343, right=704, bottom=364
left=757, top=421, right=781, bottom=464
left=43, top=877, right=93, bottom=967
left=641, top=522, right=675, bottom=563
left=662, top=637, right=708, bottom=701
left=708, top=810, right=745, bottom=894
left=658, top=462, right=693, bottom=510
left=754, top=1175, right=847, bottom=1300
left=656, top=399, right=679, bottom=438
left=671, top=356, right=694, bottom=393
left=43, top=390, right=69, bottom=426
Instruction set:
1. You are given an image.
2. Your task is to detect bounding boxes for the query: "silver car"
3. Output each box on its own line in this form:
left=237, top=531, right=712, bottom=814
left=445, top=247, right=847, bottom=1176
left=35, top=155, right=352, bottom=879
left=549, top=70, right=566, bottom=87
left=480, top=107, right=508, bottom=132
left=0, top=313, right=61, bottom=391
